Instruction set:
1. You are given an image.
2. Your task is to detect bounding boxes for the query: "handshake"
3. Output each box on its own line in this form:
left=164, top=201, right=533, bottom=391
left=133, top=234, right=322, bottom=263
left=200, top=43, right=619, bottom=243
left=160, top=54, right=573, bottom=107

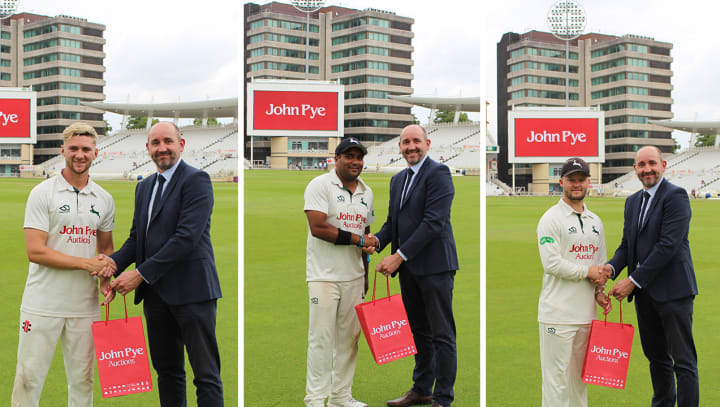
left=587, top=264, right=612, bottom=286
left=85, top=254, right=118, bottom=278
left=359, top=233, right=379, bottom=255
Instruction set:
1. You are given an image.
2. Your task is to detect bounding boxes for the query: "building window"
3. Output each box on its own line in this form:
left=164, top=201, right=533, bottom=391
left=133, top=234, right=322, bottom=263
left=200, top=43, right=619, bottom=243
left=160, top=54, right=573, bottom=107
left=60, top=39, right=82, bottom=48
left=367, top=90, right=387, bottom=99
left=0, top=73, right=9, bottom=81
left=591, top=58, right=625, bottom=72
left=0, top=59, right=10, bottom=67
left=60, top=53, right=82, bottom=63
left=24, top=25, right=56, bottom=38
left=59, top=24, right=82, bottom=34
left=332, top=18, right=364, bottom=31
left=367, top=32, right=389, bottom=42
left=367, top=18, right=389, bottom=28
left=1, top=31, right=10, bottom=40
left=509, top=48, right=525, bottom=59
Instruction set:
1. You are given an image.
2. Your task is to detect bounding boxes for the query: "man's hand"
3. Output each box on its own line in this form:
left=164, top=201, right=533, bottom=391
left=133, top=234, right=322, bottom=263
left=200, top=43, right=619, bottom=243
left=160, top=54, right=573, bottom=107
left=601, top=264, right=614, bottom=279
left=595, top=290, right=612, bottom=314
left=110, top=269, right=144, bottom=296
left=363, top=233, right=379, bottom=248
left=608, top=278, right=636, bottom=301
left=84, top=256, right=107, bottom=276
left=100, top=276, right=116, bottom=306
left=587, top=265, right=608, bottom=286
left=95, top=254, right=117, bottom=278
left=361, top=246, right=376, bottom=255
left=376, top=253, right=403, bottom=277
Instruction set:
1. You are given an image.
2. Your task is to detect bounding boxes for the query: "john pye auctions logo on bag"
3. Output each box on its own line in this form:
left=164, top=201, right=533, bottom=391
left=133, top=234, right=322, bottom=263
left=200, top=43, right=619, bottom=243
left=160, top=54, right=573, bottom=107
left=98, top=346, right=145, bottom=367
left=588, top=344, right=629, bottom=364
left=370, top=319, right=409, bottom=339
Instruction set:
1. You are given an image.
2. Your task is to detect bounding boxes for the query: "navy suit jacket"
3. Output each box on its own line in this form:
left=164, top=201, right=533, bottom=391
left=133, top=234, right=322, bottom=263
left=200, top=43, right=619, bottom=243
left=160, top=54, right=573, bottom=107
left=111, top=160, right=222, bottom=305
left=608, top=178, right=697, bottom=302
left=375, top=158, right=458, bottom=276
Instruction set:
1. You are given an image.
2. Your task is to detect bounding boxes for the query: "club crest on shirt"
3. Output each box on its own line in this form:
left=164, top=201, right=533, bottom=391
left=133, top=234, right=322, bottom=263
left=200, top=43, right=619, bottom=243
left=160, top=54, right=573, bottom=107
left=90, top=204, right=100, bottom=218
left=58, top=204, right=70, bottom=214
left=592, top=225, right=600, bottom=236
left=360, top=198, right=368, bottom=208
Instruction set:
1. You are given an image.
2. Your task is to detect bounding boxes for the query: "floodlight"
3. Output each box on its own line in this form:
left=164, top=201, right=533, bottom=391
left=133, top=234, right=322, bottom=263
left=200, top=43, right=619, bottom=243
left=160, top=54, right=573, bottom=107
left=291, top=0, right=324, bottom=80
left=547, top=0, right=586, bottom=40
left=0, top=0, right=17, bottom=19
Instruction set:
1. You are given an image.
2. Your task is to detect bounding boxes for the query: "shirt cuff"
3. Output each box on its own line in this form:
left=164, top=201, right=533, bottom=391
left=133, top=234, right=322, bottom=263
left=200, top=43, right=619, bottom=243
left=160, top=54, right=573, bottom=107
left=629, top=275, right=642, bottom=289
left=136, top=269, right=149, bottom=284
left=396, top=249, right=408, bottom=262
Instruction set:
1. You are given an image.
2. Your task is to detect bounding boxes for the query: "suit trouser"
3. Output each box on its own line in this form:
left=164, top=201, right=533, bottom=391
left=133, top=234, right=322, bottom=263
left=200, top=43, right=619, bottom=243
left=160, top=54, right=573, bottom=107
left=305, top=277, right=364, bottom=407
left=634, top=293, right=698, bottom=407
left=12, top=311, right=98, bottom=407
left=142, top=287, right=223, bottom=407
left=399, top=270, right=456, bottom=407
left=538, top=322, right=590, bottom=407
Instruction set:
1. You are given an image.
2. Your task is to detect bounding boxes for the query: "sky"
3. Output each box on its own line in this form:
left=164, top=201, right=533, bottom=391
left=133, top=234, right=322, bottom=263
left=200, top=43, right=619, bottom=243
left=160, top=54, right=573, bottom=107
left=483, top=0, right=720, bottom=150
left=17, top=0, right=240, bottom=132
left=243, top=0, right=481, bottom=123
left=280, top=0, right=484, bottom=124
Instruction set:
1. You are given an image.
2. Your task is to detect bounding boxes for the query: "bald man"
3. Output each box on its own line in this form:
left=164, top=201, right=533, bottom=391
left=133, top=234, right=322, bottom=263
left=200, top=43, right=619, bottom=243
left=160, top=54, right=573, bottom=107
left=373, top=124, right=459, bottom=407
left=606, top=146, right=699, bottom=407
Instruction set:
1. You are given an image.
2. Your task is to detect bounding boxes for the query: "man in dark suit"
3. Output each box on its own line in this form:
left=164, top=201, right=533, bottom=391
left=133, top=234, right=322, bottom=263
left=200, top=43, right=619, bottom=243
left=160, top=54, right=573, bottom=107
left=106, top=122, right=223, bottom=407
left=373, top=124, right=459, bottom=407
left=607, top=145, right=698, bottom=407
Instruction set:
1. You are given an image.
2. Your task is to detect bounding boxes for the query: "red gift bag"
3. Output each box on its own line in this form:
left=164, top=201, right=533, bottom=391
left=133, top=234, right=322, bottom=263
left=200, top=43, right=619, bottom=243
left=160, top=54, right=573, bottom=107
left=355, top=272, right=417, bottom=365
left=581, top=299, right=635, bottom=389
left=91, top=296, right=153, bottom=398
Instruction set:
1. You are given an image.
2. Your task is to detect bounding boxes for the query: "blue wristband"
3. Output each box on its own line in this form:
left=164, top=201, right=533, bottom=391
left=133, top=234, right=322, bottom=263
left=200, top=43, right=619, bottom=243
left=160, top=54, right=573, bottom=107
left=357, top=235, right=364, bottom=248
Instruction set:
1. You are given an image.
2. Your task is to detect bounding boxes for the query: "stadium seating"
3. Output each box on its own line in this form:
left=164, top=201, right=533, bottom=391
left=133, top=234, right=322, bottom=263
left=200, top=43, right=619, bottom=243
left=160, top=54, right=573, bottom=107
left=40, top=123, right=238, bottom=180
left=364, top=122, right=481, bottom=172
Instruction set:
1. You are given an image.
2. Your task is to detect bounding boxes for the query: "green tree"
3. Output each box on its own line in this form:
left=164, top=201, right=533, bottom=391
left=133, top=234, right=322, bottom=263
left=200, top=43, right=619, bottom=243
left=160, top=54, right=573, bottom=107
left=126, top=116, right=159, bottom=129
left=411, top=113, right=420, bottom=125
left=694, top=133, right=716, bottom=148
left=433, top=110, right=469, bottom=124
left=193, top=117, right=219, bottom=126
left=104, top=120, right=112, bottom=134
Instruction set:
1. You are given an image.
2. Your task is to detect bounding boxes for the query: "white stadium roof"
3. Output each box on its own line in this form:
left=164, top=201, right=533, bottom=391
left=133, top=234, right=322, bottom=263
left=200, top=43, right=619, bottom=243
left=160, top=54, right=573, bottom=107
left=81, top=98, right=238, bottom=119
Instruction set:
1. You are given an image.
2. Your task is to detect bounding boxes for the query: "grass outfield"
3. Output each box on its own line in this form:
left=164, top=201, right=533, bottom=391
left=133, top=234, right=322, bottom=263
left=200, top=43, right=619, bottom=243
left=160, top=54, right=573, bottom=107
left=245, top=170, right=480, bottom=406
left=0, top=178, right=237, bottom=406
left=487, top=196, right=720, bottom=405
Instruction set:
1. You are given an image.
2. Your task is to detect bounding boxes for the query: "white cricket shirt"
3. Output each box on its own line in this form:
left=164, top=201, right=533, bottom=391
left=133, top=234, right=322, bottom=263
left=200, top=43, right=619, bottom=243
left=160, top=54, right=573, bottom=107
left=304, top=170, right=374, bottom=282
left=537, top=198, right=607, bottom=324
left=22, top=174, right=115, bottom=317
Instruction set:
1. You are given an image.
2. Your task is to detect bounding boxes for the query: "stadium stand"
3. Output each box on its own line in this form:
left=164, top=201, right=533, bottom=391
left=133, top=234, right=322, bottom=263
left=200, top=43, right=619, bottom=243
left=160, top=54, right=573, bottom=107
left=609, top=146, right=720, bottom=197
left=39, top=123, right=238, bottom=180
left=364, top=122, right=481, bottom=173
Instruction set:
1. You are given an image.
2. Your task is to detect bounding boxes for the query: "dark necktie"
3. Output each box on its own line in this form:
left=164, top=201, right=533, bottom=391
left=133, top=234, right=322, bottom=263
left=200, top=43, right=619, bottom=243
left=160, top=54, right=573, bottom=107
left=401, top=168, right=414, bottom=204
left=151, top=174, right=166, bottom=217
left=638, top=191, right=650, bottom=230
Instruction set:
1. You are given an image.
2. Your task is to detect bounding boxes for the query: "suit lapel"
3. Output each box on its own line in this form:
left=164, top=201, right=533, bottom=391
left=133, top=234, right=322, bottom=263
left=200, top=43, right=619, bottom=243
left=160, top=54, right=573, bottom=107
left=148, top=161, right=185, bottom=226
left=639, top=179, right=667, bottom=232
left=400, top=159, right=431, bottom=209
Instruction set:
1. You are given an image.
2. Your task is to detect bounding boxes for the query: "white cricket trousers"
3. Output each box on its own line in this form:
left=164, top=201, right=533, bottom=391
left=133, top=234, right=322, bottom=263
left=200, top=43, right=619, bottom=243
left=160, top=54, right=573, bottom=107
left=304, top=278, right=364, bottom=407
left=12, top=311, right=98, bottom=407
left=539, top=322, right=591, bottom=407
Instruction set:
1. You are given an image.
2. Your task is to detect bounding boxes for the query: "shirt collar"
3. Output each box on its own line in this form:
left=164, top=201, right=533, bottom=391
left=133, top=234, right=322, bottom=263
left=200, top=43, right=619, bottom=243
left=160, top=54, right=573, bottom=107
left=56, top=171, right=97, bottom=196
left=157, top=158, right=182, bottom=183
left=558, top=197, right=593, bottom=218
left=408, top=154, right=428, bottom=174
left=330, top=169, right=368, bottom=193
left=643, top=177, right=663, bottom=198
